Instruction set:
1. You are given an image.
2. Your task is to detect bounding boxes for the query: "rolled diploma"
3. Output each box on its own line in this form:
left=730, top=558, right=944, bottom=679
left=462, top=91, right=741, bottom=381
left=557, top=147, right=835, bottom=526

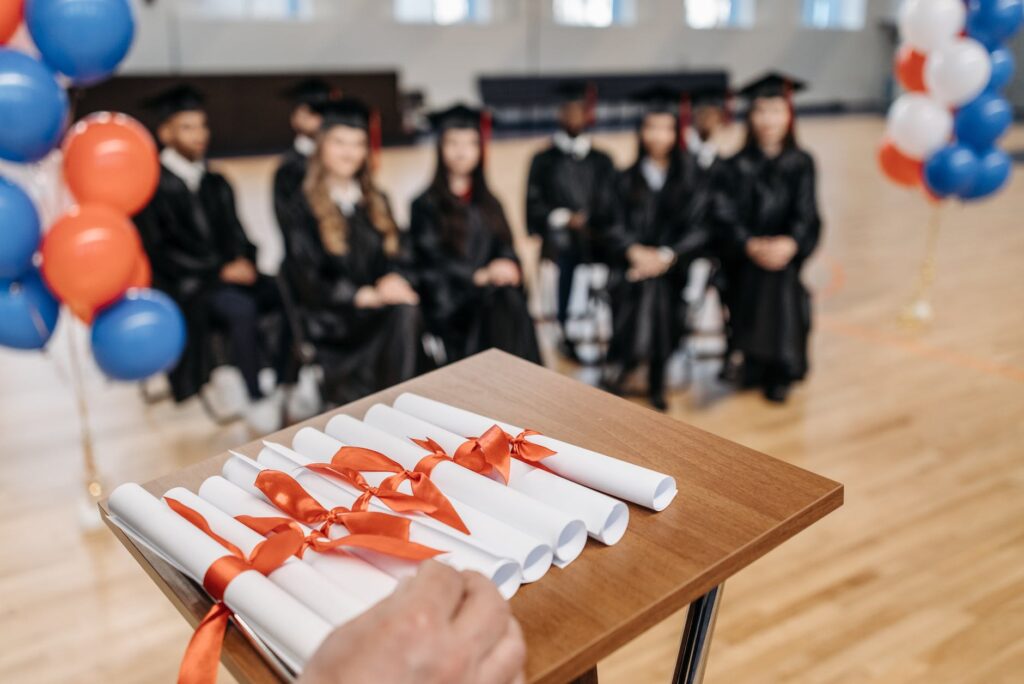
left=379, top=404, right=629, bottom=545
left=327, top=411, right=587, bottom=565
left=163, top=487, right=368, bottom=626
left=107, top=483, right=332, bottom=670
left=294, top=426, right=555, bottom=580
left=257, top=442, right=523, bottom=600
left=393, top=392, right=678, bottom=511
left=198, top=475, right=399, bottom=604
left=221, top=454, right=421, bottom=583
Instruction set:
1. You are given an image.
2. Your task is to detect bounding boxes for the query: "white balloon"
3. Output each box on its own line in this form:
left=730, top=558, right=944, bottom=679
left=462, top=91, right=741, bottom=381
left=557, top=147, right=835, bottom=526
left=885, top=94, right=953, bottom=160
left=898, top=0, right=965, bottom=53
left=924, top=38, right=993, bottom=107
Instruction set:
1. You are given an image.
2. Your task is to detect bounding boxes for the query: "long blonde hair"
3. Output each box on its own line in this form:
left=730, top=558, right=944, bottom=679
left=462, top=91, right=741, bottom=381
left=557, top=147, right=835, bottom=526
left=302, top=135, right=399, bottom=257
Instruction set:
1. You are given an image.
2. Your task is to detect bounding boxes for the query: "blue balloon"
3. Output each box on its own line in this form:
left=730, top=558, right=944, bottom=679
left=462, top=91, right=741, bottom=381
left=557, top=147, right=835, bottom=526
left=25, top=0, right=135, bottom=86
left=966, top=0, right=1024, bottom=47
left=0, top=49, right=69, bottom=162
left=91, top=288, right=186, bottom=381
left=0, top=269, right=60, bottom=350
left=0, top=177, right=42, bottom=280
left=924, top=145, right=981, bottom=197
left=987, top=46, right=1016, bottom=92
left=955, top=93, right=1013, bottom=150
left=958, top=148, right=1012, bottom=201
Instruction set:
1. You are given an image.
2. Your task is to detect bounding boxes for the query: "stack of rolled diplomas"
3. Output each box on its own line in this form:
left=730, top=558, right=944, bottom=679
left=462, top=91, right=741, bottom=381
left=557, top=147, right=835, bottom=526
left=106, top=392, right=678, bottom=679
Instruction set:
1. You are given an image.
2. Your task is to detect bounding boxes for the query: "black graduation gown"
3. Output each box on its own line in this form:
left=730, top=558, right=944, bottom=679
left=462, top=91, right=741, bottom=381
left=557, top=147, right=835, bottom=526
left=525, top=144, right=618, bottom=262
left=273, top=147, right=307, bottom=225
left=714, top=146, right=821, bottom=382
left=135, top=166, right=282, bottom=402
left=276, top=192, right=424, bottom=405
left=409, top=191, right=540, bottom=364
left=601, top=154, right=710, bottom=383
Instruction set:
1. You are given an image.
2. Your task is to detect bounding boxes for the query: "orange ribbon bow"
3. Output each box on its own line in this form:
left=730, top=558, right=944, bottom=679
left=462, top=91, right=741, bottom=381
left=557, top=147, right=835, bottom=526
left=418, top=424, right=512, bottom=484
left=503, top=428, right=557, bottom=464
left=165, top=497, right=304, bottom=684
left=310, top=446, right=469, bottom=534
left=251, top=470, right=444, bottom=561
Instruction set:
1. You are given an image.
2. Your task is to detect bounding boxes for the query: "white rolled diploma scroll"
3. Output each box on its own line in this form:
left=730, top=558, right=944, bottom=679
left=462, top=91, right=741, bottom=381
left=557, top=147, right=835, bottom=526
left=328, top=411, right=588, bottom=565
left=222, top=454, right=424, bottom=584
left=198, top=475, right=399, bottom=604
left=290, top=427, right=553, bottom=581
left=265, top=439, right=524, bottom=597
left=375, top=404, right=629, bottom=545
left=163, top=487, right=368, bottom=626
left=394, top=392, right=678, bottom=511
left=107, top=483, right=332, bottom=670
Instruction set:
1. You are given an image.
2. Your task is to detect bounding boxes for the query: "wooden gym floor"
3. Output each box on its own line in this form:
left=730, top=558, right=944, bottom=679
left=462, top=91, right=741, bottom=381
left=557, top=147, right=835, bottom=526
left=1, top=116, right=1022, bottom=683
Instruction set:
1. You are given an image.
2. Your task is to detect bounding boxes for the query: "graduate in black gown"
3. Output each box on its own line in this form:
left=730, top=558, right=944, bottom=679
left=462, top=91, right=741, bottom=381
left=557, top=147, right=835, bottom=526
left=683, top=83, right=731, bottom=179
left=599, top=85, right=710, bottom=410
left=409, top=104, right=540, bottom=364
left=525, top=80, right=618, bottom=360
left=713, top=72, right=822, bottom=403
left=275, top=98, right=424, bottom=406
left=273, top=78, right=337, bottom=223
left=135, top=85, right=291, bottom=433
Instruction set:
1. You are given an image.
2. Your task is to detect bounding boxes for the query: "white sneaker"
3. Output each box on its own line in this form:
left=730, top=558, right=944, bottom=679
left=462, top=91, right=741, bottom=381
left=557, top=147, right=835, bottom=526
left=206, top=366, right=249, bottom=417
left=245, top=390, right=283, bottom=436
left=286, top=366, right=322, bottom=421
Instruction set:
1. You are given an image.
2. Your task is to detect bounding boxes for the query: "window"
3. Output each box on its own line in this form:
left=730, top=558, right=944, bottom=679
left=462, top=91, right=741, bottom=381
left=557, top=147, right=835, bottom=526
left=394, top=0, right=493, bottom=24
left=179, top=0, right=313, bottom=20
left=685, top=0, right=755, bottom=29
left=553, top=0, right=637, bottom=27
left=801, top=0, right=866, bottom=29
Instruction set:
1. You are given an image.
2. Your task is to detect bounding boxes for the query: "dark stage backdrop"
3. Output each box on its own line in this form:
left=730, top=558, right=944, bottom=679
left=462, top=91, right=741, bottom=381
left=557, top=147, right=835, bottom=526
left=73, top=72, right=407, bottom=158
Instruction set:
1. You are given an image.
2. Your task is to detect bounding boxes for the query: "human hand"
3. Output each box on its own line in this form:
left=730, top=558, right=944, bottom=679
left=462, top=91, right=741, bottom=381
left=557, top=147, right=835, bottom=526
left=487, top=259, right=521, bottom=287
left=626, top=245, right=666, bottom=281
left=298, top=561, right=526, bottom=684
left=377, top=273, right=420, bottom=305
left=220, top=258, right=258, bottom=286
left=354, top=285, right=384, bottom=308
left=567, top=211, right=588, bottom=230
left=759, top=236, right=798, bottom=271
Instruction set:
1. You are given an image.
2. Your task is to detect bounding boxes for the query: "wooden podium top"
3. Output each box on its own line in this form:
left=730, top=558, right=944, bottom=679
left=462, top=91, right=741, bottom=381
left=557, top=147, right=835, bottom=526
left=102, top=350, right=843, bottom=684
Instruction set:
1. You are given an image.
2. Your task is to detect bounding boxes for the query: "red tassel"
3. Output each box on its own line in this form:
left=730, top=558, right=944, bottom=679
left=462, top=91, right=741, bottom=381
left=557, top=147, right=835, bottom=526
left=369, top=108, right=382, bottom=172
left=678, top=94, right=692, bottom=151
left=585, top=82, right=598, bottom=128
left=480, top=108, right=493, bottom=166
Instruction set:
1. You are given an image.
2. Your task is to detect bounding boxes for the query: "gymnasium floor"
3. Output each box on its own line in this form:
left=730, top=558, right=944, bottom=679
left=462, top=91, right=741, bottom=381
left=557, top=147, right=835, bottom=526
left=1, top=116, right=1022, bottom=683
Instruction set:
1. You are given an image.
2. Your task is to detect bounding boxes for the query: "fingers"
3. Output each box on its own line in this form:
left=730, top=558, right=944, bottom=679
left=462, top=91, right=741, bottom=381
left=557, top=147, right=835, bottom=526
left=475, top=616, right=527, bottom=684
left=452, top=571, right=511, bottom=653
left=395, top=560, right=467, bottom=624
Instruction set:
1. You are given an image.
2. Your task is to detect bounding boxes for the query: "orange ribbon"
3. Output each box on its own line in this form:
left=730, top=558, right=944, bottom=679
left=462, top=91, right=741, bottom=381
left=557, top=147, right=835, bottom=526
left=431, top=424, right=512, bottom=483
left=313, top=446, right=469, bottom=534
left=250, top=470, right=444, bottom=561
left=503, top=428, right=557, bottom=464
left=165, top=498, right=303, bottom=684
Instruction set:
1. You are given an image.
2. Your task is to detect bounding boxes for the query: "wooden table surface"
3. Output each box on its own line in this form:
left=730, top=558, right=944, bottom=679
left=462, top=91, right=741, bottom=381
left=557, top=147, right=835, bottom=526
left=101, top=349, right=844, bottom=684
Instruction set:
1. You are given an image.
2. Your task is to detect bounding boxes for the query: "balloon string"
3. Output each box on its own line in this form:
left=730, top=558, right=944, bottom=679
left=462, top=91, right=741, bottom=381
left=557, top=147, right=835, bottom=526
left=66, top=317, right=102, bottom=501
left=902, top=204, right=943, bottom=327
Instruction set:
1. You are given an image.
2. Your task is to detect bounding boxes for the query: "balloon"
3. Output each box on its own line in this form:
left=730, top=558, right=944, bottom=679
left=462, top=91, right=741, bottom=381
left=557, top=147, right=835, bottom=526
left=25, top=0, right=134, bottom=86
left=966, top=0, right=1024, bottom=47
left=91, top=288, right=185, bottom=381
left=885, top=94, right=953, bottom=160
left=895, top=46, right=927, bottom=92
left=958, top=148, right=1012, bottom=200
left=899, top=0, right=966, bottom=53
left=0, top=48, right=68, bottom=162
left=128, top=250, right=151, bottom=289
left=0, top=176, right=41, bottom=279
left=954, top=92, right=1012, bottom=150
left=924, top=144, right=980, bottom=196
left=924, top=38, right=992, bottom=106
left=0, top=268, right=59, bottom=350
left=987, top=46, right=1015, bottom=92
left=63, top=112, right=159, bottom=215
left=40, top=203, right=141, bottom=321
left=1, top=0, right=23, bottom=45
left=878, top=140, right=923, bottom=188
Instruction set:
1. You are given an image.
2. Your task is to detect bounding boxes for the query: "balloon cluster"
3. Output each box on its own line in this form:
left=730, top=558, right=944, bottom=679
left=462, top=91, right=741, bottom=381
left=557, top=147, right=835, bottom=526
left=880, top=0, right=1021, bottom=201
left=0, top=0, right=185, bottom=381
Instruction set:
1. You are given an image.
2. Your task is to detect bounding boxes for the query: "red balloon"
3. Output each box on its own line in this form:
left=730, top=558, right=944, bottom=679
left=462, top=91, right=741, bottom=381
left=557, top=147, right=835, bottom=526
left=0, top=0, right=21, bottom=45
left=895, top=46, right=927, bottom=93
left=878, top=140, right=923, bottom=188
left=63, top=113, right=160, bottom=215
left=41, top=204, right=142, bottom=322
left=128, top=251, right=152, bottom=289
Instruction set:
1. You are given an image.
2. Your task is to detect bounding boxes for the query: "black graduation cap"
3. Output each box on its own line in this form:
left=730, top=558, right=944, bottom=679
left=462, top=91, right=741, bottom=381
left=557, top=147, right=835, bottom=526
left=736, top=72, right=807, bottom=101
left=427, top=103, right=484, bottom=132
left=314, top=97, right=371, bottom=131
left=553, top=79, right=593, bottom=104
left=141, top=84, right=205, bottom=123
left=281, top=77, right=338, bottom=107
left=632, top=83, right=684, bottom=116
left=688, top=83, right=729, bottom=109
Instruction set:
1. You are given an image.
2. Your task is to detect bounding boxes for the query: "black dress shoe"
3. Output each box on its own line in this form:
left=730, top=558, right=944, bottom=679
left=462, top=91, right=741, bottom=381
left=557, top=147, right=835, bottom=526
left=649, top=393, right=668, bottom=411
left=763, top=383, right=790, bottom=404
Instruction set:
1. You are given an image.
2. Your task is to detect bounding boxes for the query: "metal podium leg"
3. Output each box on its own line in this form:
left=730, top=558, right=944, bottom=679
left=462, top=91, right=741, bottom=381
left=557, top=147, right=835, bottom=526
left=672, top=585, right=724, bottom=684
